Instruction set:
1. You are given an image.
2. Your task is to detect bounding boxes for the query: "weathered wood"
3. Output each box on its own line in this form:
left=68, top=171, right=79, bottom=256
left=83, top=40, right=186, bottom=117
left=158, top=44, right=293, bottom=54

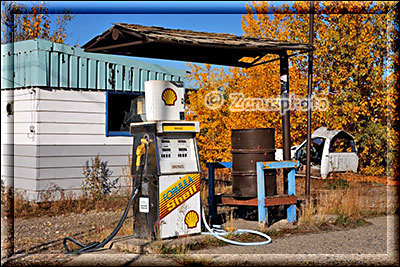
left=83, top=23, right=314, bottom=68
left=218, top=195, right=297, bottom=207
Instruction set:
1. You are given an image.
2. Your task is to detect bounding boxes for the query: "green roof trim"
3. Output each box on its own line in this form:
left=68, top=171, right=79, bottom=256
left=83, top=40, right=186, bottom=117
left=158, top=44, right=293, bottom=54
left=1, top=39, right=186, bottom=91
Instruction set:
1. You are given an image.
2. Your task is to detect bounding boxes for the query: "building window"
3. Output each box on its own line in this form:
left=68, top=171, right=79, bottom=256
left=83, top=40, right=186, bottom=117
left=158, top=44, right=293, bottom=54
left=106, top=91, right=145, bottom=136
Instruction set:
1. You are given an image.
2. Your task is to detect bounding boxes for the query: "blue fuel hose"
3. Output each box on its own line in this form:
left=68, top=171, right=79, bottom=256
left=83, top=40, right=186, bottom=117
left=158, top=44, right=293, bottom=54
left=63, top=139, right=148, bottom=254
left=201, top=202, right=272, bottom=246
left=63, top=188, right=139, bottom=254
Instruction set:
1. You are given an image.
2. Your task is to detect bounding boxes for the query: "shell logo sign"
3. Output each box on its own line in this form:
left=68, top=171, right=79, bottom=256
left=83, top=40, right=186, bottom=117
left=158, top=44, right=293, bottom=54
left=161, top=88, right=177, bottom=106
left=159, top=173, right=200, bottom=220
left=185, top=210, right=199, bottom=229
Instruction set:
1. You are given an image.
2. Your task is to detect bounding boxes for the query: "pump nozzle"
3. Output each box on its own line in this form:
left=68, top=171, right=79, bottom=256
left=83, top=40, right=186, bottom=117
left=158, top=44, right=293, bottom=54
left=136, top=138, right=149, bottom=167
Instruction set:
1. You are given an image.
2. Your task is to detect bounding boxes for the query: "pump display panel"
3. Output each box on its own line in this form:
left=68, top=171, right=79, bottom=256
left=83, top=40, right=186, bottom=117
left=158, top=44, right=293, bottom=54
left=156, top=133, right=200, bottom=174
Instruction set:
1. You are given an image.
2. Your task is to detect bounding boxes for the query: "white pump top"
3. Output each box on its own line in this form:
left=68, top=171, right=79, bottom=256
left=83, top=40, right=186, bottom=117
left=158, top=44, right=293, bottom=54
left=144, top=80, right=185, bottom=121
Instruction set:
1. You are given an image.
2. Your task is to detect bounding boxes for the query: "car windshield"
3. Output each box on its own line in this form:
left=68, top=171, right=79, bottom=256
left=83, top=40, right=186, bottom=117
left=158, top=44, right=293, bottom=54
left=296, top=137, right=325, bottom=165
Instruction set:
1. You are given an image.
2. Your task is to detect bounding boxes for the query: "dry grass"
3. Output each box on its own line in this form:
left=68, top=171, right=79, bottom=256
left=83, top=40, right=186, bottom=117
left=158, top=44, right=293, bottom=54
left=63, top=216, right=135, bottom=253
left=334, top=172, right=399, bottom=186
left=206, top=171, right=394, bottom=229
left=1, top=156, right=135, bottom=219
left=2, top=166, right=395, bottom=230
left=1, top=169, right=396, bottom=255
left=298, top=180, right=389, bottom=226
left=224, top=211, right=238, bottom=232
left=120, top=155, right=134, bottom=196
left=200, top=182, right=209, bottom=207
left=201, top=168, right=232, bottom=207
left=1, top=184, right=130, bottom=219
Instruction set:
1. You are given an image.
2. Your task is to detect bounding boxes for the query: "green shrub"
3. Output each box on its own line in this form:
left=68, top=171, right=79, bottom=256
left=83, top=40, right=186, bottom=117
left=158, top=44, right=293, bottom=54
left=82, top=154, right=118, bottom=200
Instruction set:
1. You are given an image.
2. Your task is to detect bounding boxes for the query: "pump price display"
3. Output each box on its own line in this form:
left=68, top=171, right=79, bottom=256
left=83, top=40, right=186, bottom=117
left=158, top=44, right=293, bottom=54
left=159, top=173, right=200, bottom=220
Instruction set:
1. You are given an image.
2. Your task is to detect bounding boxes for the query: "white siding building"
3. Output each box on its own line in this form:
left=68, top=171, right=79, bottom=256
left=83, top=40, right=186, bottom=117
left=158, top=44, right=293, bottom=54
left=1, top=39, right=186, bottom=201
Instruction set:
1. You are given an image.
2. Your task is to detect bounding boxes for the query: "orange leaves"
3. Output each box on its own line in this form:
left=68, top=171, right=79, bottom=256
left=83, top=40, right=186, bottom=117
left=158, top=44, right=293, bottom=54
left=185, top=1, right=397, bottom=178
left=20, top=3, right=49, bottom=40
left=2, top=2, right=74, bottom=44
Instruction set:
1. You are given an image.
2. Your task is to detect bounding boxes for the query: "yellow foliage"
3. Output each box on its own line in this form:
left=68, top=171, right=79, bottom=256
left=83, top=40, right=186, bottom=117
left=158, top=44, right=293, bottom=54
left=2, top=2, right=74, bottom=44
left=186, top=1, right=398, bottom=177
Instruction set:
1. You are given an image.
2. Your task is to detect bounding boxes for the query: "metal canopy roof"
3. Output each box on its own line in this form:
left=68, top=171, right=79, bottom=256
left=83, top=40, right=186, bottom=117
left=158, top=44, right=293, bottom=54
left=82, top=23, right=314, bottom=68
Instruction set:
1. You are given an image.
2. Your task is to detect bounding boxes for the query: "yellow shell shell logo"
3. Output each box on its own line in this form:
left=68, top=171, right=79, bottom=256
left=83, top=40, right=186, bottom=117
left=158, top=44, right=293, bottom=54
left=161, top=88, right=177, bottom=106
left=184, top=210, right=199, bottom=229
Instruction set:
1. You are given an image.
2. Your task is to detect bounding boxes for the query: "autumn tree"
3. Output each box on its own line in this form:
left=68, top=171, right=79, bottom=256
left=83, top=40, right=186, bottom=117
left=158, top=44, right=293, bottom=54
left=1, top=1, right=74, bottom=44
left=186, top=1, right=398, bottom=177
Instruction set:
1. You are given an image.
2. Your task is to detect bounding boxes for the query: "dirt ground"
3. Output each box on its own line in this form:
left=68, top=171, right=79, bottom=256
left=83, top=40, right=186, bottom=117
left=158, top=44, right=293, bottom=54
left=1, top=176, right=399, bottom=266
left=2, top=215, right=398, bottom=266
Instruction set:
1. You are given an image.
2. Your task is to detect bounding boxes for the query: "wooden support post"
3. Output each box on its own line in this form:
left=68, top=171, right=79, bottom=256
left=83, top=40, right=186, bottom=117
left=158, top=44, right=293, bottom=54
left=257, top=162, right=268, bottom=224
left=287, top=168, right=297, bottom=222
left=257, top=161, right=299, bottom=224
left=3, top=10, right=15, bottom=258
left=207, top=163, right=216, bottom=225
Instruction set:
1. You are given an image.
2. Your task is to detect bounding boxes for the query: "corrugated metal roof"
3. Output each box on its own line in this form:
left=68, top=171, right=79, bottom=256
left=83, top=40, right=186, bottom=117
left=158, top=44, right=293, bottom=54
left=82, top=23, right=314, bottom=68
left=1, top=39, right=186, bottom=91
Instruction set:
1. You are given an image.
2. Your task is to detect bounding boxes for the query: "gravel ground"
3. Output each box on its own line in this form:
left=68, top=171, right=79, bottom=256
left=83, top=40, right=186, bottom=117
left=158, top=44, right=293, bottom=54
left=190, top=215, right=398, bottom=255
left=1, top=209, right=130, bottom=255
left=180, top=215, right=399, bottom=266
left=1, top=183, right=398, bottom=266
left=2, top=215, right=398, bottom=266
left=2, top=179, right=396, bottom=256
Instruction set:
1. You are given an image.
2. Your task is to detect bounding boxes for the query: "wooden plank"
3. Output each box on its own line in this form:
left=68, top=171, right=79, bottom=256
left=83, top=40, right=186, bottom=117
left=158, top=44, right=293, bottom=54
left=115, top=64, right=123, bottom=91
left=265, top=195, right=297, bottom=206
left=287, top=167, right=297, bottom=222
left=35, top=100, right=105, bottom=113
left=37, top=144, right=131, bottom=157
left=3, top=123, right=37, bottom=135
left=1, top=132, right=37, bottom=145
left=36, top=177, right=131, bottom=191
left=25, top=51, right=31, bottom=87
left=87, top=58, right=97, bottom=89
left=36, top=134, right=132, bottom=145
left=37, top=166, right=128, bottom=179
left=1, top=144, right=37, bottom=157
left=1, top=166, right=37, bottom=180
left=15, top=111, right=105, bottom=124
left=220, top=197, right=258, bottom=206
left=38, top=123, right=104, bottom=134
left=69, top=55, right=78, bottom=88
left=257, top=161, right=267, bottom=222
left=3, top=155, right=37, bottom=168
left=59, top=54, right=69, bottom=88
left=219, top=195, right=297, bottom=207
left=262, top=160, right=299, bottom=169
left=14, top=177, right=38, bottom=191
left=50, top=52, right=59, bottom=88
left=79, top=57, right=88, bottom=89
left=37, top=154, right=130, bottom=168
left=97, top=61, right=106, bottom=90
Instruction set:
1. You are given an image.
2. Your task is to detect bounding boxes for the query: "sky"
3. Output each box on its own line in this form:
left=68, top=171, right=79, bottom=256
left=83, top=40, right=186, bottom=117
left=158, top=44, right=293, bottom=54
left=16, top=1, right=281, bottom=71
left=64, top=13, right=246, bottom=70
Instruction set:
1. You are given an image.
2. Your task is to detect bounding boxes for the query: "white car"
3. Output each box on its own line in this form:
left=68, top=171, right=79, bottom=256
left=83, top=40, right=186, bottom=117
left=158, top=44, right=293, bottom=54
left=275, top=127, right=359, bottom=178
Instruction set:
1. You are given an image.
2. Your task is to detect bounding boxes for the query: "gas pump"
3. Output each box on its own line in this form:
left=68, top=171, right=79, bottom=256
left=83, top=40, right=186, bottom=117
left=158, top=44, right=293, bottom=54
left=64, top=81, right=271, bottom=254
left=63, top=81, right=201, bottom=253
left=130, top=81, right=202, bottom=240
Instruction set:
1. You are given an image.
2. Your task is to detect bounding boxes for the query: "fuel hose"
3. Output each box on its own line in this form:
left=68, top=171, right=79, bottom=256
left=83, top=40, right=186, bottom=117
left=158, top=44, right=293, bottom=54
left=63, top=187, right=139, bottom=254
left=200, top=200, right=272, bottom=246
left=63, top=135, right=271, bottom=252
left=63, top=138, right=148, bottom=254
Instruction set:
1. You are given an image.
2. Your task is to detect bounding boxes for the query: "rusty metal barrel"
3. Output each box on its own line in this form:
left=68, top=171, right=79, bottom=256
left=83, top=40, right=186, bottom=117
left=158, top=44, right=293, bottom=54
left=231, top=128, right=277, bottom=197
